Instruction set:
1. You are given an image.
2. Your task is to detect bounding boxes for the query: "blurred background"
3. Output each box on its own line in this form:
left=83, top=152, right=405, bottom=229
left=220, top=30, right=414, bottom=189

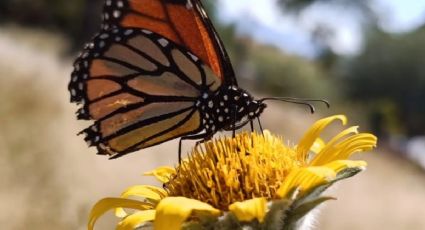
left=1, top=0, right=425, bottom=229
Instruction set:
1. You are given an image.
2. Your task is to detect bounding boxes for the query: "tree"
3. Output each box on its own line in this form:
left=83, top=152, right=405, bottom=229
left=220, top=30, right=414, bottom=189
left=343, top=27, right=425, bottom=136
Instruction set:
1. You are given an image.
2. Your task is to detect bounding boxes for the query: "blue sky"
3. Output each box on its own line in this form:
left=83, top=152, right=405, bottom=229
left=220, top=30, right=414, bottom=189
left=215, top=0, right=425, bottom=57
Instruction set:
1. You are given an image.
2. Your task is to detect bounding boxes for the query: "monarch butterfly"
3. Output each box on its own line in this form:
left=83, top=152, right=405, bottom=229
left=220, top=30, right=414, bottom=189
left=69, top=0, right=327, bottom=160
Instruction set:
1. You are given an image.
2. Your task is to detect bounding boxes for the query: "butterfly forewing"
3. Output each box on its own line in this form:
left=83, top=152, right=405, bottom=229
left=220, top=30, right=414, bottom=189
left=69, top=27, right=221, bottom=157
left=101, top=0, right=236, bottom=85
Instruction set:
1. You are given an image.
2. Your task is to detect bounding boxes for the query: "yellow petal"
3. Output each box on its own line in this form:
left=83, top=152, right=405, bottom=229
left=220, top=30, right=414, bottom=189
left=310, top=138, right=326, bottom=154
left=324, top=160, right=367, bottom=173
left=115, top=185, right=167, bottom=218
left=229, top=198, right=267, bottom=223
left=297, top=115, right=347, bottom=160
left=88, top=198, right=153, bottom=230
left=154, top=197, right=221, bottom=230
left=310, top=133, right=377, bottom=166
left=144, top=166, right=176, bottom=183
left=276, top=167, right=336, bottom=199
left=116, top=210, right=156, bottom=230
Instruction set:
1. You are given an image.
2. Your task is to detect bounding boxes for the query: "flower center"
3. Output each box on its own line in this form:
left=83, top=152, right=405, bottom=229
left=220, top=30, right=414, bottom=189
left=165, top=131, right=306, bottom=210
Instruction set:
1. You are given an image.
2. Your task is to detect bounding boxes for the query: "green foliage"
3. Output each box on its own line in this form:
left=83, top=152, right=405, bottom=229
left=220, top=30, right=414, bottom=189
left=203, top=2, right=337, bottom=100
left=0, top=0, right=102, bottom=48
left=342, top=27, right=425, bottom=136
left=247, top=43, right=336, bottom=99
left=277, top=0, right=371, bottom=13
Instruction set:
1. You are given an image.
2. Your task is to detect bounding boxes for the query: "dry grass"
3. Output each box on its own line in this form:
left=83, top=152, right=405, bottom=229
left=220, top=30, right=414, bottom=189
left=1, top=26, right=424, bottom=229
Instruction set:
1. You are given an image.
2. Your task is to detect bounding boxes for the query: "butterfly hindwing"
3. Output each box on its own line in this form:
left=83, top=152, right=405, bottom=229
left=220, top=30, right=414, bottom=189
left=69, top=27, right=222, bottom=157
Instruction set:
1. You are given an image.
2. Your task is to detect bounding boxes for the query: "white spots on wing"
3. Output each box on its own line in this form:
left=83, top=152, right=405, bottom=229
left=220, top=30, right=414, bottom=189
left=208, top=101, right=214, bottom=108
left=106, top=0, right=112, bottom=6
left=142, top=29, right=153, bottom=34
left=86, top=140, right=92, bottom=147
left=115, top=36, right=122, bottom=42
left=234, top=96, right=240, bottom=101
left=91, top=126, right=98, bottom=132
left=78, top=83, right=84, bottom=90
left=100, top=33, right=109, bottom=39
left=71, top=89, right=77, bottom=96
left=117, top=0, right=124, bottom=8
left=218, top=116, right=224, bottom=122
left=94, top=136, right=100, bottom=142
left=124, top=29, right=134, bottom=36
left=223, top=95, right=228, bottom=101
left=113, top=10, right=121, bottom=18
left=158, top=38, right=169, bottom=47
left=88, top=42, right=95, bottom=49
left=99, top=41, right=106, bottom=48
left=72, top=75, right=78, bottom=82
left=224, top=108, right=229, bottom=113
left=113, top=28, right=119, bottom=33
left=75, top=64, right=80, bottom=71
left=186, top=0, right=193, bottom=9
left=202, top=93, right=208, bottom=99
left=83, top=61, right=89, bottom=68
left=220, top=101, right=224, bottom=106
left=104, top=13, right=110, bottom=20
left=82, top=52, right=89, bottom=58
left=187, top=52, right=198, bottom=61
left=239, top=107, right=245, bottom=113
left=83, top=74, right=88, bottom=79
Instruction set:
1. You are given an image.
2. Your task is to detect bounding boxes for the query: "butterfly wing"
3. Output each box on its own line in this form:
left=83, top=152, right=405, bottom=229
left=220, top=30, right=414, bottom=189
left=69, top=27, right=222, bottom=158
left=101, top=0, right=237, bottom=85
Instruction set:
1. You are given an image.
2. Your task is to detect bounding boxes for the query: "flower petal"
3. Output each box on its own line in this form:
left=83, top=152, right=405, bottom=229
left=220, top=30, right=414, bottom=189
left=310, top=133, right=377, bottom=166
left=144, top=166, right=176, bottom=183
left=117, top=210, right=156, bottom=230
left=115, top=185, right=167, bottom=218
left=229, top=197, right=267, bottom=223
left=297, top=115, right=347, bottom=160
left=88, top=198, right=153, bottom=230
left=310, top=138, right=326, bottom=154
left=154, top=197, right=221, bottom=230
left=120, top=185, right=167, bottom=201
left=276, top=167, right=336, bottom=199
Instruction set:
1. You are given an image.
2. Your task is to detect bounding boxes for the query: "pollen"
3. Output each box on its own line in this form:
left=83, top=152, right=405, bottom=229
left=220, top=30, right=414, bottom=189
left=166, top=131, right=306, bottom=210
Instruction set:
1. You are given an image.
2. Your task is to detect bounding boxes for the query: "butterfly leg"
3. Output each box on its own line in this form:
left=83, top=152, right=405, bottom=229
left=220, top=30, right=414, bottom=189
left=257, top=117, right=264, bottom=133
left=250, top=120, right=254, bottom=132
left=178, top=132, right=211, bottom=163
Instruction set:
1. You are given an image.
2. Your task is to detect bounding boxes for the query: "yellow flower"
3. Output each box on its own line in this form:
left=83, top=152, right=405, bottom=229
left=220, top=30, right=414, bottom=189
left=88, top=115, right=377, bottom=230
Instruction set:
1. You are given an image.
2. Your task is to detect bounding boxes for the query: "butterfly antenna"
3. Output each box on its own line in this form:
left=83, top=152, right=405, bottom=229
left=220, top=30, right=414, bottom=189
left=259, top=97, right=330, bottom=114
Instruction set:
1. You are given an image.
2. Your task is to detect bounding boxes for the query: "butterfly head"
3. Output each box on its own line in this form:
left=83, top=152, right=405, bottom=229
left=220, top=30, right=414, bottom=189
left=225, top=86, right=267, bottom=121
left=247, top=99, right=267, bottom=120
